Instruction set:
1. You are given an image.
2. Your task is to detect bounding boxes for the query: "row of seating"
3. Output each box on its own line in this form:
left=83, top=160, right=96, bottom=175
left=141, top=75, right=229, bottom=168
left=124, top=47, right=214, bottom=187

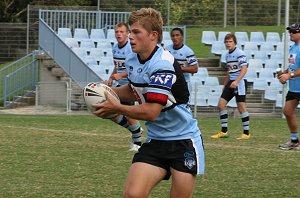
left=202, top=31, right=288, bottom=46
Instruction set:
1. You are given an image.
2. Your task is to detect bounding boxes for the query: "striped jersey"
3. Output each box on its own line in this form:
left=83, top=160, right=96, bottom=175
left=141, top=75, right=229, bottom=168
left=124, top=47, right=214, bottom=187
left=125, top=46, right=201, bottom=140
left=165, top=44, right=198, bottom=81
left=112, top=41, right=132, bottom=86
left=288, top=43, right=300, bottom=93
left=225, top=47, right=248, bottom=80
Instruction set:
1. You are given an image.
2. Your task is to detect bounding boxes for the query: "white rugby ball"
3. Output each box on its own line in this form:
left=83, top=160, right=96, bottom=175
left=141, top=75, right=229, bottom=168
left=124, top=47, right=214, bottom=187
left=83, top=82, right=120, bottom=118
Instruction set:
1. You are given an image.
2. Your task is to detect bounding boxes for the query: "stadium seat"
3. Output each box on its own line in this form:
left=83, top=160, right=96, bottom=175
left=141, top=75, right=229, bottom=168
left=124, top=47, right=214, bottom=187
left=264, top=59, right=280, bottom=69
left=235, top=32, right=249, bottom=47
left=253, top=78, right=269, bottom=91
left=72, top=47, right=88, bottom=58
left=266, top=32, right=281, bottom=43
left=227, top=97, right=237, bottom=107
left=243, top=42, right=259, bottom=56
left=275, top=93, right=283, bottom=107
left=270, top=51, right=284, bottom=60
left=268, top=78, right=283, bottom=90
left=275, top=42, right=284, bottom=52
left=211, top=41, right=226, bottom=55
left=80, top=39, right=96, bottom=49
left=218, top=31, right=230, bottom=42
left=100, top=56, right=114, bottom=68
left=248, top=59, right=264, bottom=71
left=95, top=39, right=113, bottom=49
left=257, top=68, right=276, bottom=80
left=207, top=92, right=221, bottom=107
left=250, top=32, right=265, bottom=45
left=57, top=28, right=72, bottom=39
left=264, top=87, right=281, bottom=101
left=245, top=68, right=257, bottom=83
left=83, top=56, right=98, bottom=66
left=194, top=96, right=208, bottom=107
left=220, top=50, right=228, bottom=63
left=203, top=76, right=219, bottom=86
left=194, top=67, right=209, bottom=79
left=260, top=42, right=275, bottom=57
left=106, top=29, right=117, bottom=44
left=163, top=31, right=171, bottom=40
left=74, top=28, right=89, bottom=41
left=253, top=51, right=267, bottom=63
left=89, top=64, right=109, bottom=75
left=201, top=31, right=216, bottom=45
left=90, top=29, right=106, bottom=40
left=63, top=38, right=79, bottom=48
left=89, top=48, right=104, bottom=58
left=161, top=39, right=173, bottom=47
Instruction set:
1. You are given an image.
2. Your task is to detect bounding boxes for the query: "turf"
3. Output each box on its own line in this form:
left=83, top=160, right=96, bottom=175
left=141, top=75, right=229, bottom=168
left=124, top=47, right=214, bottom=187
left=0, top=114, right=299, bottom=197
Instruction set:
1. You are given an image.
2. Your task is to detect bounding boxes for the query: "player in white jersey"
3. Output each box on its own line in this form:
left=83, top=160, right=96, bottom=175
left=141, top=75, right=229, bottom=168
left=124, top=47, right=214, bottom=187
left=93, top=8, right=204, bottom=197
left=211, top=33, right=251, bottom=140
left=277, top=23, right=300, bottom=150
left=107, top=22, right=142, bottom=152
left=165, top=27, right=198, bottom=99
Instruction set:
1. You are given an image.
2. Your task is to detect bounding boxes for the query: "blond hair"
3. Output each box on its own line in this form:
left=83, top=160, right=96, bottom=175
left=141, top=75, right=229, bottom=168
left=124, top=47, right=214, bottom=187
left=128, top=8, right=163, bottom=43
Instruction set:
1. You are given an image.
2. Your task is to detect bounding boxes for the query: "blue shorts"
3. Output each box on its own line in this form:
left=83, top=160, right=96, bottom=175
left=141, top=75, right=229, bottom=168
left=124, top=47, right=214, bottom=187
left=132, top=135, right=205, bottom=180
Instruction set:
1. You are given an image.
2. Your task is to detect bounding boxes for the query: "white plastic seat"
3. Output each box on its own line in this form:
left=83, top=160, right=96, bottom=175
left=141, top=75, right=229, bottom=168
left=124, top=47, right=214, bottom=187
left=253, top=78, right=268, bottom=91
left=248, top=59, right=263, bottom=71
left=74, top=28, right=89, bottom=41
left=194, top=67, right=209, bottom=79
left=207, top=92, right=221, bottom=107
left=211, top=41, right=226, bottom=55
left=218, top=31, right=230, bottom=42
left=96, top=39, right=113, bottom=49
left=72, top=47, right=88, bottom=58
left=163, top=31, right=171, bottom=40
left=235, top=32, right=249, bottom=47
left=80, top=39, right=96, bottom=49
left=250, top=32, right=265, bottom=45
left=270, top=51, right=284, bottom=60
left=244, top=42, right=259, bottom=56
left=245, top=68, right=257, bottom=83
left=275, top=42, right=284, bottom=52
left=264, top=87, right=280, bottom=101
left=227, top=97, right=237, bottom=107
left=258, top=68, right=275, bottom=80
left=89, top=48, right=104, bottom=58
left=106, top=29, right=117, bottom=45
left=89, top=64, right=109, bottom=75
left=194, top=96, right=208, bottom=107
left=275, top=93, right=283, bottom=107
left=260, top=42, right=275, bottom=57
left=57, top=28, right=72, bottom=39
left=268, top=78, right=283, bottom=90
left=220, top=50, right=228, bottom=63
left=90, top=29, right=106, bottom=40
left=63, top=38, right=79, bottom=48
left=83, top=56, right=98, bottom=66
left=203, top=76, right=219, bottom=86
left=100, top=56, right=114, bottom=68
left=253, top=51, right=267, bottom=62
left=264, top=59, right=280, bottom=69
left=161, top=39, right=173, bottom=48
left=201, top=31, right=216, bottom=45
left=266, top=32, right=281, bottom=43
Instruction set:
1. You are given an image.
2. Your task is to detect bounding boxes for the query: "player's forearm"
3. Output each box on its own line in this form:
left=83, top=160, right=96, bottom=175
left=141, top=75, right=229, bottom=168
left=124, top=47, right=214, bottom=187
left=116, top=102, right=162, bottom=121
left=112, top=85, right=136, bottom=102
left=235, top=66, right=247, bottom=83
left=181, top=64, right=198, bottom=74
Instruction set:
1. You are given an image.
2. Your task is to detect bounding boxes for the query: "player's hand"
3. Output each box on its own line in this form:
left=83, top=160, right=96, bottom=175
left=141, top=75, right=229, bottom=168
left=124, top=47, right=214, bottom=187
left=93, top=91, right=120, bottom=118
left=107, top=77, right=113, bottom=87
left=113, top=73, right=123, bottom=81
left=230, top=81, right=238, bottom=89
left=278, top=73, right=290, bottom=84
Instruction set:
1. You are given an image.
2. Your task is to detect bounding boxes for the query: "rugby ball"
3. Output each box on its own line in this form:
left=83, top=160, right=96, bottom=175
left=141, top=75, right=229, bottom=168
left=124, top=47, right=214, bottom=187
left=83, top=82, right=120, bottom=118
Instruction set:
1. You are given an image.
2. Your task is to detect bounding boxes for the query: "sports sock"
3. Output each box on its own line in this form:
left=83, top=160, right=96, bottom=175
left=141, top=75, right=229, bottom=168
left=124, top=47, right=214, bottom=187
left=220, top=109, right=228, bottom=133
left=114, top=115, right=142, bottom=145
left=290, top=132, right=299, bottom=143
left=241, top=112, right=250, bottom=135
left=128, top=123, right=142, bottom=146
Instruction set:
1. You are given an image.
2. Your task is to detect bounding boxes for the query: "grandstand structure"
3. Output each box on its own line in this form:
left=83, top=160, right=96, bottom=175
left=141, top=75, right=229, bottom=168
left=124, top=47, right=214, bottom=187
left=0, top=8, right=299, bottom=117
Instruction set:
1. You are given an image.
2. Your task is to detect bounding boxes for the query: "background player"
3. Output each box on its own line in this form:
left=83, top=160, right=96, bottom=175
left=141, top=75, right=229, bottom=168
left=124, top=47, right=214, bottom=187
left=165, top=27, right=198, bottom=100
left=277, top=23, right=300, bottom=150
left=94, top=8, right=204, bottom=198
left=107, top=22, right=142, bottom=152
left=211, top=33, right=250, bottom=140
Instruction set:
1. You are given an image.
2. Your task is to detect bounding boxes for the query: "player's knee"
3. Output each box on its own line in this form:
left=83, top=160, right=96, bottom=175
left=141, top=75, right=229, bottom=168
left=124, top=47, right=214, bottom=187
left=283, top=108, right=293, bottom=117
left=123, top=187, right=148, bottom=198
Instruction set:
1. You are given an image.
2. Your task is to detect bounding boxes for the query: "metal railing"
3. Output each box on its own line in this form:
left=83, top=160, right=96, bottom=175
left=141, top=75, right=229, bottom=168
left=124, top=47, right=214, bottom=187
left=0, top=52, right=39, bottom=107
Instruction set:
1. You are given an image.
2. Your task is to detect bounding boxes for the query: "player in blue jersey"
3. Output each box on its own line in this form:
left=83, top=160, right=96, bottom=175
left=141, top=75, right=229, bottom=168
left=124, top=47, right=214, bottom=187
left=211, top=33, right=250, bottom=139
left=93, top=8, right=204, bottom=197
left=165, top=27, right=198, bottom=100
left=107, top=22, right=143, bottom=152
left=277, top=23, right=300, bottom=150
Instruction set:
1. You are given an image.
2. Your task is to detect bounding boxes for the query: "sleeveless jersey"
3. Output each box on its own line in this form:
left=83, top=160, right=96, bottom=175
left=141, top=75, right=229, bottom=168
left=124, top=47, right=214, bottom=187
left=165, top=44, right=198, bottom=81
left=288, top=43, right=300, bottom=93
left=125, top=46, right=201, bottom=140
left=112, top=41, right=132, bottom=86
left=225, top=47, right=248, bottom=81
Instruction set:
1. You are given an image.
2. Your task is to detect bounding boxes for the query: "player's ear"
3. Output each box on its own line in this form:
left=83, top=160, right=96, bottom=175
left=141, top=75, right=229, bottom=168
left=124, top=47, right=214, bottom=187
left=150, top=31, right=158, bottom=41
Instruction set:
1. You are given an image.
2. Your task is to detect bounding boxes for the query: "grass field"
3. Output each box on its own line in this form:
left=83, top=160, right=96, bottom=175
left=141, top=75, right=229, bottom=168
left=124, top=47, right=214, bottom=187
left=0, top=114, right=300, bottom=197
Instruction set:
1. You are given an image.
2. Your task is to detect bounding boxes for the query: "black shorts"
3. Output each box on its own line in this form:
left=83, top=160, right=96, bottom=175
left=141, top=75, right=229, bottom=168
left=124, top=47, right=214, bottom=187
left=221, top=79, right=247, bottom=103
left=132, top=137, right=205, bottom=180
left=286, top=91, right=300, bottom=102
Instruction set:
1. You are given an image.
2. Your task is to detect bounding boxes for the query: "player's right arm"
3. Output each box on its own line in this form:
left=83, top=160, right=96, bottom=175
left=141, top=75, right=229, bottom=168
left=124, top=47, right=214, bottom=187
left=108, top=67, right=117, bottom=86
left=112, top=84, right=136, bottom=102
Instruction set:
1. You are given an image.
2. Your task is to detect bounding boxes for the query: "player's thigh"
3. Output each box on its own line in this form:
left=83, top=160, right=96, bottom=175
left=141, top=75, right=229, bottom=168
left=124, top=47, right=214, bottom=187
left=283, top=99, right=299, bottom=116
left=170, top=168, right=196, bottom=198
left=124, top=162, right=167, bottom=197
left=218, top=97, right=228, bottom=110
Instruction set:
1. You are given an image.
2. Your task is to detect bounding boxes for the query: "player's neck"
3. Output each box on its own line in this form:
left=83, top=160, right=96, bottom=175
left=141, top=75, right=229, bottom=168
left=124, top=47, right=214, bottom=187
left=138, top=44, right=158, bottom=60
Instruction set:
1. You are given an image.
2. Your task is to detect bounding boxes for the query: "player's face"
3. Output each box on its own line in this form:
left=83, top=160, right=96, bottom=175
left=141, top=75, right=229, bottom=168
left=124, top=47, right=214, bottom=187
left=171, top=30, right=183, bottom=47
left=289, top=30, right=300, bottom=43
left=115, top=26, right=128, bottom=45
left=129, top=23, right=156, bottom=57
left=225, top=38, right=236, bottom=51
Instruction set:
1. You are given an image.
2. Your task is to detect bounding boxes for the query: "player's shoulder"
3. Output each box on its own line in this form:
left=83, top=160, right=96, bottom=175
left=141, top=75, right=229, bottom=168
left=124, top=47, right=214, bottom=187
left=150, top=47, right=175, bottom=72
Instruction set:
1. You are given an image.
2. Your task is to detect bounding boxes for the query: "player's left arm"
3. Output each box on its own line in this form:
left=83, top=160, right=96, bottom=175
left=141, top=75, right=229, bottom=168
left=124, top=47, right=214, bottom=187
left=111, top=84, right=136, bottom=102
left=180, top=63, right=198, bottom=74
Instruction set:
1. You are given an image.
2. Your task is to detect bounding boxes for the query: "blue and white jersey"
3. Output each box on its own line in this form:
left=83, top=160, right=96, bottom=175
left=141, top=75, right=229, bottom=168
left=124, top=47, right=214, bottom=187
left=126, top=46, right=200, bottom=141
left=112, top=41, right=132, bottom=86
left=165, top=44, right=198, bottom=81
left=288, top=43, right=300, bottom=93
left=225, top=47, right=248, bottom=80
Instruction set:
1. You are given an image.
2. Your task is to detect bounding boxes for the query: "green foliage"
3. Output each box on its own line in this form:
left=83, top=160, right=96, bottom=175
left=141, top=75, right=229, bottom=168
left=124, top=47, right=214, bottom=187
left=0, top=0, right=33, bottom=22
